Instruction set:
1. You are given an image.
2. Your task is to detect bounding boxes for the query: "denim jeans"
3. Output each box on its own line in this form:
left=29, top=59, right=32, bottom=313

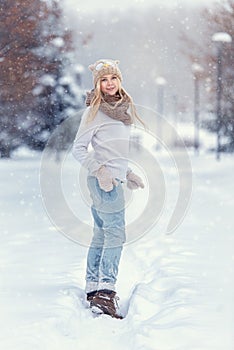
left=85, top=176, right=126, bottom=293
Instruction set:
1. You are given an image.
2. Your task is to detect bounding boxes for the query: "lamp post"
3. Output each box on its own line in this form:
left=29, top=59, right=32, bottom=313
left=212, top=32, right=232, bottom=161
left=192, top=63, right=203, bottom=155
left=172, top=94, right=178, bottom=147
left=155, top=76, right=167, bottom=149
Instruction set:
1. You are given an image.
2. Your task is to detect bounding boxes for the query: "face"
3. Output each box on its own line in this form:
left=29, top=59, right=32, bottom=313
left=100, top=74, right=119, bottom=96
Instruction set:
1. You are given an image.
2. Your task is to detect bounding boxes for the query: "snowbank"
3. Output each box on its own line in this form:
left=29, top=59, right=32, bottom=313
left=0, top=144, right=233, bottom=350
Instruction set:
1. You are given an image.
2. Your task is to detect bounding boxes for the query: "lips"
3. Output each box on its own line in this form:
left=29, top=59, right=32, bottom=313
left=106, top=88, right=117, bottom=94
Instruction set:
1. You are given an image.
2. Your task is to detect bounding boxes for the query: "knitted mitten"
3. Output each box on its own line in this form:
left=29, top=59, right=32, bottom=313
left=126, top=171, right=144, bottom=190
left=96, top=166, right=118, bottom=192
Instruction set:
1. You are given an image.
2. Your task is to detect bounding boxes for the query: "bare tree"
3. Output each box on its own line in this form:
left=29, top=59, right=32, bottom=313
left=181, top=0, right=234, bottom=152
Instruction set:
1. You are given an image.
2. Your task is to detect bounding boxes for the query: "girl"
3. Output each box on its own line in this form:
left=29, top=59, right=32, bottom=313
left=72, top=59, right=144, bottom=319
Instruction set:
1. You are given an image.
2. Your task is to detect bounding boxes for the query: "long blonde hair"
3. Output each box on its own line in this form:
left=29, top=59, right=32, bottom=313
left=86, top=77, right=146, bottom=128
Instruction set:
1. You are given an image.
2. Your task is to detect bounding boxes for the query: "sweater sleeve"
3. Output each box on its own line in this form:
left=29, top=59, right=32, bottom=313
left=72, top=108, right=102, bottom=174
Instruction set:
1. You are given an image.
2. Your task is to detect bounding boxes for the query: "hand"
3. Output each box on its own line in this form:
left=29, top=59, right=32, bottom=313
left=96, top=166, right=118, bottom=192
left=126, top=171, right=144, bottom=190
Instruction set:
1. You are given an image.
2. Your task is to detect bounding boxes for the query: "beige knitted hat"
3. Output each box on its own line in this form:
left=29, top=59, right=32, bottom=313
left=88, top=59, right=123, bottom=86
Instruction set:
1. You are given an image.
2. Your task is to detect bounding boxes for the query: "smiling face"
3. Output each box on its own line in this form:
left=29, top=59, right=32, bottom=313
left=100, top=74, right=119, bottom=96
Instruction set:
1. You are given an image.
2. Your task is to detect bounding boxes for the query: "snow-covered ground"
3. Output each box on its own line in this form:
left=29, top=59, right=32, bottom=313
left=1, top=134, right=234, bottom=350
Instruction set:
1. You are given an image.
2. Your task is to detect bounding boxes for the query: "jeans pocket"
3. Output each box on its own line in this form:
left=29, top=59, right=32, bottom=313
left=101, top=185, right=118, bottom=202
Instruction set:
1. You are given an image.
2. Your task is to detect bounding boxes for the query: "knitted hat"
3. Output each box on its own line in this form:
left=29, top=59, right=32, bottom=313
left=88, top=59, right=123, bottom=86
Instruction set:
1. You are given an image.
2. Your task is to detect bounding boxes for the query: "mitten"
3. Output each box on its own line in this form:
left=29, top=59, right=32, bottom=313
left=96, top=166, right=118, bottom=192
left=126, top=171, right=144, bottom=190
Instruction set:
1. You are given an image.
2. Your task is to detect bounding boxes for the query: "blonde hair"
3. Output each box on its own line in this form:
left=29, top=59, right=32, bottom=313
left=86, top=77, right=146, bottom=128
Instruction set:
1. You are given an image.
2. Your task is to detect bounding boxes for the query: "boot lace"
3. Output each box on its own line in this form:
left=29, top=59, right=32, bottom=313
left=112, top=295, right=120, bottom=309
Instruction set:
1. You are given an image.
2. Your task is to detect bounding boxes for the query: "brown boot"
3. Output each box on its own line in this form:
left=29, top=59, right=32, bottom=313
left=86, top=290, right=97, bottom=302
left=91, top=289, right=123, bottom=319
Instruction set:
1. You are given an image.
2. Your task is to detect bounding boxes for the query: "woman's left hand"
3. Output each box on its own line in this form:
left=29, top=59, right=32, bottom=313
left=126, top=171, right=144, bottom=190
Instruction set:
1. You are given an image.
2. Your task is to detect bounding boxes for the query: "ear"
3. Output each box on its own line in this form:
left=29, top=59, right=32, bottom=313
left=88, top=64, right=95, bottom=71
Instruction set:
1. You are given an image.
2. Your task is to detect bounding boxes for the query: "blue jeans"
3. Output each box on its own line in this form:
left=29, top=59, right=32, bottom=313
left=85, top=176, right=126, bottom=293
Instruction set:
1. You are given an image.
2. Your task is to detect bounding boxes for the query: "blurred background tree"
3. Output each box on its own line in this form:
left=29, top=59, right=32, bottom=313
left=182, top=0, right=234, bottom=152
left=0, top=0, right=84, bottom=158
left=1, top=0, right=233, bottom=158
left=202, top=0, right=234, bottom=152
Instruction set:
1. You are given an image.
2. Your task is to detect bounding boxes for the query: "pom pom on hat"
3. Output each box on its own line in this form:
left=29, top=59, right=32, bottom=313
left=89, top=59, right=122, bottom=86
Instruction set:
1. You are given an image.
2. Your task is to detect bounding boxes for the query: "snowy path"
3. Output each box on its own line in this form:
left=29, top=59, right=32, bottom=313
left=0, top=150, right=233, bottom=350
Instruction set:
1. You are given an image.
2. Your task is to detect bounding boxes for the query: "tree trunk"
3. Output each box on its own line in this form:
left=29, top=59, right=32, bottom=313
left=0, top=146, right=11, bottom=158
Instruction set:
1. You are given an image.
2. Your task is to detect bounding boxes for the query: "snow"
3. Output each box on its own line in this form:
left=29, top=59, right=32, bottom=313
left=39, top=74, right=56, bottom=87
left=59, top=75, right=74, bottom=86
left=0, top=132, right=234, bottom=349
left=177, top=122, right=216, bottom=150
left=74, top=64, right=85, bottom=74
left=191, top=63, right=204, bottom=74
left=212, top=32, right=232, bottom=43
left=155, top=77, right=167, bottom=85
left=32, top=85, right=44, bottom=96
left=51, top=37, right=65, bottom=48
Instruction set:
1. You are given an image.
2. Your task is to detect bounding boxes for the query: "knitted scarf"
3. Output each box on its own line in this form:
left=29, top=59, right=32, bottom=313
left=86, top=90, right=133, bottom=125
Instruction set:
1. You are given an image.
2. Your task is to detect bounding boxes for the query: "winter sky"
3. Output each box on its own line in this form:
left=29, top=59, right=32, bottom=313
left=63, top=0, right=217, bottom=13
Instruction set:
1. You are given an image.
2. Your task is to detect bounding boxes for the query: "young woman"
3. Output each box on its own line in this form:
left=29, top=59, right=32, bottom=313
left=72, top=59, right=144, bottom=319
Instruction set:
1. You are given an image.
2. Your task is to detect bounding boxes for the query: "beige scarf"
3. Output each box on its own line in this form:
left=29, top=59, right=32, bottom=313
left=86, top=90, right=133, bottom=125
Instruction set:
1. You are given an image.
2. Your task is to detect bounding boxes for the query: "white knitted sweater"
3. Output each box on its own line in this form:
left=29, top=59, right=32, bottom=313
left=72, top=107, right=131, bottom=181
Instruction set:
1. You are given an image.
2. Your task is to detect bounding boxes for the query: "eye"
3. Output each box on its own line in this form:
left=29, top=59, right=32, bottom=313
left=101, top=78, right=107, bottom=82
left=112, top=76, right=117, bottom=80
